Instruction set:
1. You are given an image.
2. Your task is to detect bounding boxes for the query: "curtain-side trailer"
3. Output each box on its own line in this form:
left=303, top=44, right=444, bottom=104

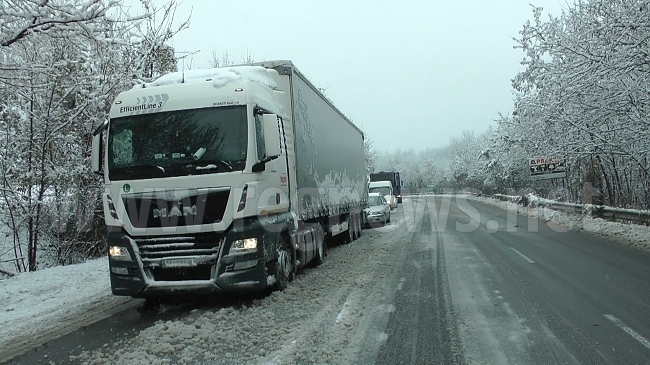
left=91, top=60, right=367, bottom=298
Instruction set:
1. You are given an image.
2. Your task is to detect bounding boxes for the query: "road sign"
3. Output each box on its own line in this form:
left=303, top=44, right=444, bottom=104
left=529, top=156, right=566, bottom=180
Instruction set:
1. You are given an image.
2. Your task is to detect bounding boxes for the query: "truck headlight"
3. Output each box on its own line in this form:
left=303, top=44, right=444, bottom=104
left=230, top=238, right=257, bottom=254
left=109, top=246, right=132, bottom=261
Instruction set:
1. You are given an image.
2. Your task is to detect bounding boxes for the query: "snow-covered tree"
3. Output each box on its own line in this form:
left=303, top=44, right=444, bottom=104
left=499, top=0, right=650, bottom=207
left=374, top=1, right=649, bottom=208
left=363, top=133, right=378, bottom=181
left=0, top=0, right=187, bottom=273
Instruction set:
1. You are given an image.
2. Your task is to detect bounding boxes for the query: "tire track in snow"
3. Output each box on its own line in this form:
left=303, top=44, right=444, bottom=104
left=376, top=197, right=465, bottom=364
left=262, top=208, right=414, bottom=364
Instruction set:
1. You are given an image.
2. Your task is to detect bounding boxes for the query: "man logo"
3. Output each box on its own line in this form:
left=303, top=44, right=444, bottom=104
left=153, top=204, right=197, bottom=218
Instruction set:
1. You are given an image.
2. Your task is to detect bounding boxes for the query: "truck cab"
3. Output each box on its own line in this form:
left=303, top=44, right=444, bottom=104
left=368, top=181, right=397, bottom=210
left=91, top=61, right=366, bottom=298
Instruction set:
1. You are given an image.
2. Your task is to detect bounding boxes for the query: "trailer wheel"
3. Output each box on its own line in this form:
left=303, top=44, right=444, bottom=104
left=351, top=214, right=358, bottom=241
left=346, top=215, right=354, bottom=244
left=311, top=224, right=326, bottom=267
left=273, top=238, right=294, bottom=291
left=356, top=212, right=363, bottom=238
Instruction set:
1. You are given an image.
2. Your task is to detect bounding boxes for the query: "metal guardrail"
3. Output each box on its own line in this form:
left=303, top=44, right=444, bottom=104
left=486, top=194, right=650, bottom=226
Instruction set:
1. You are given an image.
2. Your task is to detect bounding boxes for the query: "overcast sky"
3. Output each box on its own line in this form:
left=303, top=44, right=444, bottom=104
left=158, top=0, right=566, bottom=152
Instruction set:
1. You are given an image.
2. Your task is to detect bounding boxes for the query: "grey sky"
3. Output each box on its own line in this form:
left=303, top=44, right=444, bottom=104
left=163, top=0, right=565, bottom=152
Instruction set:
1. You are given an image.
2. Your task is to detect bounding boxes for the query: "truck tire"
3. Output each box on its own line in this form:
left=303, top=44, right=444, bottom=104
left=358, top=213, right=364, bottom=238
left=273, top=237, right=294, bottom=291
left=310, top=224, right=326, bottom=267
left=346, top=215, right=354, bottom=244
left=138, top=297, right=161, bottom=313
left=355, top=212, right=362, bottom=238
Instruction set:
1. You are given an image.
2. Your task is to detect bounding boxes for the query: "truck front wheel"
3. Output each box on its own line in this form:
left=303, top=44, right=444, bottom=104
left=273, top=238, right=294, bottom=291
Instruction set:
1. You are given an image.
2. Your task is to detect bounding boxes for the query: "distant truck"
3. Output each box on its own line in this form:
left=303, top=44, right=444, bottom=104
left=91, top=60, right=367, bottom=298
left=368, top=181, right=397, bottom=210
left=370, top=171, right=402, bottom=203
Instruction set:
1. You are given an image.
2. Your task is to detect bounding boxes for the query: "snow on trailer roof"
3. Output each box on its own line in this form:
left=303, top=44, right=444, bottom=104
left=136, top=65, right=278, bottom=90
left=252, top=60, right=365, bottom=137
left=132, top=60, right=365, bottom=137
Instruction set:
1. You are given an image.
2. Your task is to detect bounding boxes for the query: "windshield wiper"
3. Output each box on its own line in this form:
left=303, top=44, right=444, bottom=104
left=186, top=159, right=233, bottom=172
left=122, top=164, right=166, bottom=175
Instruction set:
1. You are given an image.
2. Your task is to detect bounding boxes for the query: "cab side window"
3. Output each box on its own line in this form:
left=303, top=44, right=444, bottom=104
left=254, top=113, right=265, bottom=160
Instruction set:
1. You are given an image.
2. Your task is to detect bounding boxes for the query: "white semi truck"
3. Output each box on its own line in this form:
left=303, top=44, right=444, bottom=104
left=91, top=61, right=367, bottom=297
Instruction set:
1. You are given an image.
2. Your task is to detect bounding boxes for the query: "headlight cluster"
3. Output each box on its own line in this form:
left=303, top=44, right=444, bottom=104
left=229, top=238, right=258, bottom=254
left=109, top=246, right=132, bottom=261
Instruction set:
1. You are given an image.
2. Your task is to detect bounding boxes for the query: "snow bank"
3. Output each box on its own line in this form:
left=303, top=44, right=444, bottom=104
left=0, top=257, right=130, bottom=356
left=468, top=194, right=650, bottom=252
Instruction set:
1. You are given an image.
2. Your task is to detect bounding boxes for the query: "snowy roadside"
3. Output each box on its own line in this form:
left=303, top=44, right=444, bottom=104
left=0, top=200, right=421, bottom=365
left=69, top=209, right=416, bottom=365
left=466, top=194, right=650, bottom=252
left=0, top=258, right=132, bottom=362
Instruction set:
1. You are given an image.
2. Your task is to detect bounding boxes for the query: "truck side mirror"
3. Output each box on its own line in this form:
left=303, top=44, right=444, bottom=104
left=91, top=133, right=102, bottom=173
left=91, top=121, right=108, bottom=174
left=263, top=114, right=281, bottom=158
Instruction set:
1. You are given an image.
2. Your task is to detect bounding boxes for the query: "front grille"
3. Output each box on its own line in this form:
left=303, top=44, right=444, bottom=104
left=135, top=234, right=224, bottom=261
left=134, top=233, right=225, bottom=281
left=123, top=189, right=230, bottom=228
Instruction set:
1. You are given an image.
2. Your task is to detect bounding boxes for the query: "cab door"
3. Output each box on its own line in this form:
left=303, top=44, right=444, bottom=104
left=254, top=111, right=289, bottom=215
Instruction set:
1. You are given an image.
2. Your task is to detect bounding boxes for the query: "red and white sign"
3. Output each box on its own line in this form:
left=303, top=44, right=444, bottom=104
left=529, top=156, right=566, bottom=180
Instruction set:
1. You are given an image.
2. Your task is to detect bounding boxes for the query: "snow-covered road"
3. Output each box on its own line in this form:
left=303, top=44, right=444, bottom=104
left=3, top=194, right=650, bottom=364
left=73, top=208, right=415, bottom=365
left=3, top=200, right=423, bottom=365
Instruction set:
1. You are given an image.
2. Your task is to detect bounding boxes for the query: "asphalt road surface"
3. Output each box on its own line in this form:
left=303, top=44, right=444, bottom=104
left=431, top=194, right=650, bottom=364
left=5, top=195, right=650, bottom=364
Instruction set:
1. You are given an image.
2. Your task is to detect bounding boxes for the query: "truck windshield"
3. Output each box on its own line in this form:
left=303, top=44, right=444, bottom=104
left=108, top=105, right=247, bottom=180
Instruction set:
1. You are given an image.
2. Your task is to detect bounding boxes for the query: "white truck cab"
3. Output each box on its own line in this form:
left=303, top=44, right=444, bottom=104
left=369, top=181, right=397, bottom=210
left=91, top=61, right=367, bottom=298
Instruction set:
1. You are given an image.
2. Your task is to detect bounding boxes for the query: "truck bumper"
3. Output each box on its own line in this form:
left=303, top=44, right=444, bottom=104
left=109, top=258, right=269, bottom=297
left=107, top=216, right=284, bottom=298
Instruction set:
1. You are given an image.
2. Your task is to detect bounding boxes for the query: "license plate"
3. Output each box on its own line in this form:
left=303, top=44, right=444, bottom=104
left=162, top=258, right=195, bottom=268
